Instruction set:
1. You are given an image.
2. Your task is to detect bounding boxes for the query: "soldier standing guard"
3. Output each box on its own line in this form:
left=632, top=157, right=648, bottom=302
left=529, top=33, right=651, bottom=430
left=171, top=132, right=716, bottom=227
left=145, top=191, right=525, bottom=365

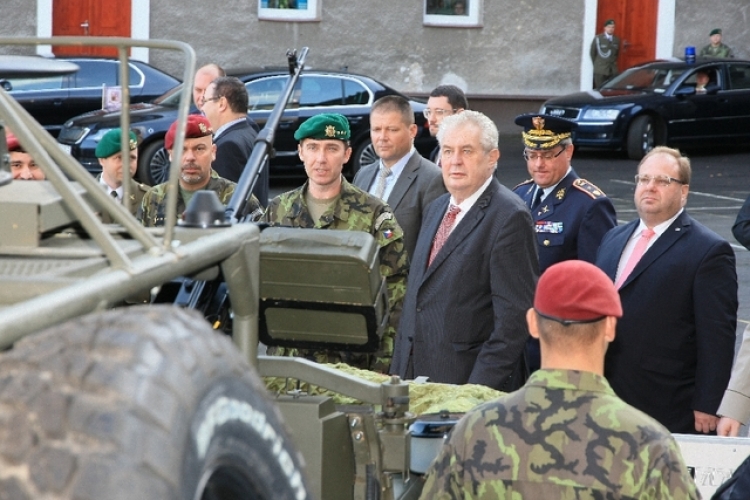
left=590, top=19, right=620, bottom=88
left=264, top=113, right=408, bottom=373
left=419, top=260, right=699, bottom=499
left=513, top=114, right=616, bottom=373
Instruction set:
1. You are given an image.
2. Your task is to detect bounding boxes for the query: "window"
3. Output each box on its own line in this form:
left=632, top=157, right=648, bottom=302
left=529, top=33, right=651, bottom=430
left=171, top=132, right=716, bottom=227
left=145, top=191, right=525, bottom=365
left=4, top=75, right=65, bottom=92
left=299, top=76, right=343, bottom=107
left=728, top=64, right=750, bottom=91
left=258, top=0, right=321, bottom=21
left=247, top=76, right=290, bottom=111
left=424, top=0, right=482, bottom=27
left=72, top=61, right=143, bottom=89
left=343, top=79, right=370, bottom=105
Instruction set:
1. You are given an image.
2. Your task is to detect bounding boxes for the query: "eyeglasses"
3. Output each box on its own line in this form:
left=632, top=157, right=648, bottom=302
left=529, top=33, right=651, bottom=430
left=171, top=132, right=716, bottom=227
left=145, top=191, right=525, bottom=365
left=523, top=146, right=566, bottom=161
left=634, top=174, right=685, bottom=187
left=423, top=108, right=457, bottom=119
left=203, top=95, right=222, bottom=104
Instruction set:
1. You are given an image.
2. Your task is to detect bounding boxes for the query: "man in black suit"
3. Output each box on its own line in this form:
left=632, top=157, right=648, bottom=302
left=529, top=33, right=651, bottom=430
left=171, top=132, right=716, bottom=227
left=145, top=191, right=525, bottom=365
left=202, top=76, right=267, bottom=206
left=596, top=146, right=737, bottom=434
left=353, top=95, right=445, bottom=257
left=424, top=85, right=468, bottom=166
left=390, top=110, right=538, bottom=391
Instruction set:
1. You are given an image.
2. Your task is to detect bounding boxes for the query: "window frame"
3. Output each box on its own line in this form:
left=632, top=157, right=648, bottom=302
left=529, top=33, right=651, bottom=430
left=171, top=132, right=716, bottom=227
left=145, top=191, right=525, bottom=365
left=258, top=0, right=321, bottom=22
left=423, top=0, right=482, bottom=28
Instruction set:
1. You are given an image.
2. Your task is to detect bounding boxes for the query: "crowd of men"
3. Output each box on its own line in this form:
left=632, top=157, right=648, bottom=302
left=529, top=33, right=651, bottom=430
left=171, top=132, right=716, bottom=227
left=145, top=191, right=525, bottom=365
left=9, top=61, right=747, bottom=496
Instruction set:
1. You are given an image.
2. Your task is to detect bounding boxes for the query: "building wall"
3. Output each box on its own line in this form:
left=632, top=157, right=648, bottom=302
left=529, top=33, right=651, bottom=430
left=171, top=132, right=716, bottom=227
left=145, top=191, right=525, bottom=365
left=0, top=0, right=747, bottom=98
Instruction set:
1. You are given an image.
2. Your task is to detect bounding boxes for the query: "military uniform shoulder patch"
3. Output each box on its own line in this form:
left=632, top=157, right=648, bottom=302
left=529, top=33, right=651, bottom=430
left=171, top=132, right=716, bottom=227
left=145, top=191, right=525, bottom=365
left=513, top=179, right=534, bottom=190
left=572, top=178, right=606, bottom=199
left=374, top=211, right=393, bottom=231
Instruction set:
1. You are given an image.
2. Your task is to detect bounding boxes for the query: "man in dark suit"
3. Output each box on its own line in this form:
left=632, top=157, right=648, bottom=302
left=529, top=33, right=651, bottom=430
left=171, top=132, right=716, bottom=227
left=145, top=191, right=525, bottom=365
left=390, top=110, right=538, bottom=391
left=202, top=76, right=267, bottom=206
left=596, top=146, right=737, bottom=434
left=424, top=85, right=468, bottom=166
left=353, top=95, right=445, bottom=257
left=513, top=114, right=616, bottom=372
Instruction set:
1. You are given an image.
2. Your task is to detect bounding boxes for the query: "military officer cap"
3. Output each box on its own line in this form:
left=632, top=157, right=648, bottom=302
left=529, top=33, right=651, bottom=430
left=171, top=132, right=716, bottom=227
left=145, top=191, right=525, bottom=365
left=95, top=128, right=137, bottom=158
left=534, top=260, right=622, bottom=323
left=5, top=132, right=23, bottom=152
left=604, top=19, right=615, bottom=27
left=709, top=28, right=722, bottom=36
left=165, top=114, right=213, bottom=150
left=516, top=114, right=577, bottom=150
left=294, top=113, right=350, bottom=142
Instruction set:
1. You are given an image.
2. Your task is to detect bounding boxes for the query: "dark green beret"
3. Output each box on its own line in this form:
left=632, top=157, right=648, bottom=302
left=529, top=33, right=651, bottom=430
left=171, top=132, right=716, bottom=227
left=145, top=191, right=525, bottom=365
left=710, top=28, right=722, bottom=36
left=604, top=19, right=615, bottom=27
left=95, top=128, right=137, bottom=158
left=294, top=113, right=350, bottom=142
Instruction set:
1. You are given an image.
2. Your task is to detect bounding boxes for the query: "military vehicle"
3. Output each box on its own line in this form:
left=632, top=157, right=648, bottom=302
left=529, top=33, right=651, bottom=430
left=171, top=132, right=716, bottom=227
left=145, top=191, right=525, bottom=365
left=0, top=36, right=744, bottom=500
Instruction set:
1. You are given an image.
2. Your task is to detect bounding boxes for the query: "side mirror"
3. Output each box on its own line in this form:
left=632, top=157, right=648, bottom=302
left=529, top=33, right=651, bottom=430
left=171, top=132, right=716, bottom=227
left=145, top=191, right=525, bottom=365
left=0, top=80, right=12, bottom=92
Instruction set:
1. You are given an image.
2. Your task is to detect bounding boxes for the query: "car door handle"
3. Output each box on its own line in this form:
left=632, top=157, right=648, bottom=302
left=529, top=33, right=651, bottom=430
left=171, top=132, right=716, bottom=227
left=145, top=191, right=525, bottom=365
left=53, top=99, right=63, bottom=106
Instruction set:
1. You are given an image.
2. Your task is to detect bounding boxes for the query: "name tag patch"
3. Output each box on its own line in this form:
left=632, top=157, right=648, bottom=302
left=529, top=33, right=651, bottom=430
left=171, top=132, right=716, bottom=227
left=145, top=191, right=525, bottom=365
left=535, top=221, right=563, bottom=233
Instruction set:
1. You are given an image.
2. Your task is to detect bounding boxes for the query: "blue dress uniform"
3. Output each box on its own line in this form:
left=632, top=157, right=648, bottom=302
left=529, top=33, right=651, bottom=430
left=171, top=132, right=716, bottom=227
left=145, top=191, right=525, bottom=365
left=513, top=170, right=616, bottom=272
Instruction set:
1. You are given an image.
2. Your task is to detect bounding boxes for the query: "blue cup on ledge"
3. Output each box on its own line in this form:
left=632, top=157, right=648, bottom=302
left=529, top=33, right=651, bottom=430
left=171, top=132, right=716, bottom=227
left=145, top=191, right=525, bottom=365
left=685, top=46, right=696, bottom=64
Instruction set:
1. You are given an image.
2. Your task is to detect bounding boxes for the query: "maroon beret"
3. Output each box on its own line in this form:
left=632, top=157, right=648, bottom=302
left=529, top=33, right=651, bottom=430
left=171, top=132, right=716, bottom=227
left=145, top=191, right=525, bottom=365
left=534, top=260, right=622, bottom=322
left=164, top=114, right=213, bottom=150
left=5, top=132, right=22, bottom=152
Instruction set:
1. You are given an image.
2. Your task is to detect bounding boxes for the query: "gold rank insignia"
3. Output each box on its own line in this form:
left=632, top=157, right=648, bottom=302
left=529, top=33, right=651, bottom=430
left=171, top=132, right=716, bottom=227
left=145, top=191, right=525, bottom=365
left=325, top=125, right=337, bottom=138
left=555, top=187, right=566, bottom=200
left=572, top=179, right=606, bottom=199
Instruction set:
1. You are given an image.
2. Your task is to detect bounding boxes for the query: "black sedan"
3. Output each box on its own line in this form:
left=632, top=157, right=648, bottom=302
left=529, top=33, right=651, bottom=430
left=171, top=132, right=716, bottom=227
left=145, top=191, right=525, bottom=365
left=5, top=57, right=179, bottom=137
left=57, top=68, right=436, bottom=184
left=540, top=58, right=750, bottom=159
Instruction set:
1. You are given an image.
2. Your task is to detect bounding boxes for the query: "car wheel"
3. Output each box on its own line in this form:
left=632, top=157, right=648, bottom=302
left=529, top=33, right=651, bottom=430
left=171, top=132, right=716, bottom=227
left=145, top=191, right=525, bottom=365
left=626, top=115, right=657, bottom=161
left=138, top=140, right=170, bottom=186
left=0, top=306, right=310, bottom=500
left=350, top=138, right=378, bottom=177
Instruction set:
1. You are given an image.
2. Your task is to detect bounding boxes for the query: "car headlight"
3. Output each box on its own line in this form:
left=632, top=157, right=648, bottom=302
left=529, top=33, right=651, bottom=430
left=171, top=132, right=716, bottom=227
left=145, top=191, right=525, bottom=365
left=582, top=109, right=620, bottom=120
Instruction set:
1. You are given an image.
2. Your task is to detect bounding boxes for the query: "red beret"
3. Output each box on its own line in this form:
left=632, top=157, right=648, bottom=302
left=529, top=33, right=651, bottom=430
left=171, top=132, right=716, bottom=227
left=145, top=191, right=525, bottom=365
left=5, top=132, right=22, bottom=152
left=164, top=114, right=213, bottom=150
left=534, top=260, right=622, bottom=322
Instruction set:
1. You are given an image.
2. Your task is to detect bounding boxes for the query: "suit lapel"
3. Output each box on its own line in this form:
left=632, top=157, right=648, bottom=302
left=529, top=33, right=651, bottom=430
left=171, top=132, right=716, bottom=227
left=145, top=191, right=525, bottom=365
left=533, top=171, right=577, bottom=221
left=358, top=162, right=378, bottom=193
left=620, top=213, right=691, bottom=288
left=387, top=154, right=420, bottom=210
left=601, top=220, right=638, bottom=280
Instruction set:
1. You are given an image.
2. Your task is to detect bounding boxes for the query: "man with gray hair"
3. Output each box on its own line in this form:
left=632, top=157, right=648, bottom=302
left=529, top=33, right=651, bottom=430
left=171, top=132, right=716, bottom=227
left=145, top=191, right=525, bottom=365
left=391, top=110, right=538, bottom=391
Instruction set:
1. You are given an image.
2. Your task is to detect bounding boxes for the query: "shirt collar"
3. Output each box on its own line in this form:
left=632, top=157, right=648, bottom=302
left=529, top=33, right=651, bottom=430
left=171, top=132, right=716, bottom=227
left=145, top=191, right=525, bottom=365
left=213, top=117, right=247, bottom=140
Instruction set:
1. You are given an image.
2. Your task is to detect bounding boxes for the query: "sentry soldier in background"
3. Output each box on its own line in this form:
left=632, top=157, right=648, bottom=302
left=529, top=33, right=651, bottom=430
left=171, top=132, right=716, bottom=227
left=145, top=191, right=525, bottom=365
left=419, top=260, right=699, bottom=499
left=94, top=128, right=149, bottom=222
left=264, top=113, right=408, bottom=373
left=513, top=114, right=616, bottom=373
left=590, top=19, right=620, bottom=88
left=138, top=115, right=261, bottom=227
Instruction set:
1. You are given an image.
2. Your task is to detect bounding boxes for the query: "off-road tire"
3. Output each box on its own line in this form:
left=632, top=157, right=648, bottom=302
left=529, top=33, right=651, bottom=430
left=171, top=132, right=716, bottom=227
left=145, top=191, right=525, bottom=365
left=0, top=306, right=310, bottom=500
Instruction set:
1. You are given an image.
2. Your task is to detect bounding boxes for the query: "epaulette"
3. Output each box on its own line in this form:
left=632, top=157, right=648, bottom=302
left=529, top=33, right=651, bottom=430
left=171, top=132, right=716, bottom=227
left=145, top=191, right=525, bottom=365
left=512, top=179, right=534, bottom=190
left=572, top=178, right=606, bottom=199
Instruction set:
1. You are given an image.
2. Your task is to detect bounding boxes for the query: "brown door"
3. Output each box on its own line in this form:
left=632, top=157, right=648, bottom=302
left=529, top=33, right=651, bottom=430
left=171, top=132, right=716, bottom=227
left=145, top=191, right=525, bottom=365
left=597, top=0, right=658, bottom=72
left=52, top=0, right=132, bottom=57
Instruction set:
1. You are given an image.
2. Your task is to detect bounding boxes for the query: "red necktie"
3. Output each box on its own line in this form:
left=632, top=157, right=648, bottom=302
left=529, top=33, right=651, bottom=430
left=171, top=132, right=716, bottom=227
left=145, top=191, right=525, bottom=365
left=615, top=228, right=656, bottom=288
left=428, top=204, right=461, bottom=266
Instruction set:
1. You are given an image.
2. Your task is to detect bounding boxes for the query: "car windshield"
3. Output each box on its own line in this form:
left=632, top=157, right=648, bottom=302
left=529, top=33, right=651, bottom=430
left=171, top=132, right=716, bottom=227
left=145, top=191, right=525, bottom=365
left=602, top=66, right=689, bottom=93
left=152, top=84, right=184, bottom=106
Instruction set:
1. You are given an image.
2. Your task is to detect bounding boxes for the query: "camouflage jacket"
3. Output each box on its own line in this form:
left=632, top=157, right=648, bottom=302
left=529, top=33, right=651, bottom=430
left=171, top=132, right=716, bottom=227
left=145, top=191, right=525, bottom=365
left=699, top=43, right=734, bottom=58
left=138, top=170, right=260, bottom=227
left=420, top=370, right=700, bottom=500
left=263, top=177, right=409, bottom=372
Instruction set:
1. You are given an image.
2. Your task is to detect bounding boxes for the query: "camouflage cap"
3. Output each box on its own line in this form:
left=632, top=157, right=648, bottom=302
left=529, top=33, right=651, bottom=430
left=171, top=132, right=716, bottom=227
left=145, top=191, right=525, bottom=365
left=294, top=113, right=350, bottom=142
left=710, top=28, right=722, bottom=36
left=516, top=114, right=577, bottom=150
left=165, top=114, right=213, bottom=150
left=5, top=132, right=22, bottom=152
left=534, top=260, right=622, bottom=322
left=95, top=128, right=137, bottom=158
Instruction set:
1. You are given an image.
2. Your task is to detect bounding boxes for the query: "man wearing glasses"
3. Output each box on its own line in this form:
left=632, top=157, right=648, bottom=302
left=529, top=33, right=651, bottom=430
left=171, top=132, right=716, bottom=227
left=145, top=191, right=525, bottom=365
left=424, top=85, right=468, bottom=166
left=513, top=114, right=616, bottom=372
left=596, top=146, right=737, bottom=434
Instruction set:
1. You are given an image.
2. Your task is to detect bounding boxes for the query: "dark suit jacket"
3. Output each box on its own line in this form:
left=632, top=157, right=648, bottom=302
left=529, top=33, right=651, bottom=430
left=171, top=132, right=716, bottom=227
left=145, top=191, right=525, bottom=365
left=353, top=152, right=446, bottom=258
left=212, top=118, right=268, bottom=206
left=596, top=212, right=737, bottom=433
left=390, top=178, right=539, bottom=391
left=513, top=170, right=616, bottom=272
left=732, top=192, right=750, bottom=249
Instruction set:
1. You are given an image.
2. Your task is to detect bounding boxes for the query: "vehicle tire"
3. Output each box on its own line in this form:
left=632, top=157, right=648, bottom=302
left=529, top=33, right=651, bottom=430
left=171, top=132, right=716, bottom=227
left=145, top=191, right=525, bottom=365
left=350, top=137, right=378, bottom=177
left=0, top=306, right=310, bottom=500
left=137, top=139, right=170, bottom=185
left=626, top=115, right=657, bottom=161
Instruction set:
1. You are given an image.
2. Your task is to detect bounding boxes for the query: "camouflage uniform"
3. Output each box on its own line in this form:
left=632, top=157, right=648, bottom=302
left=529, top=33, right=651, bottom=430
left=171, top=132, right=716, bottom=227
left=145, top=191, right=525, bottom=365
left=263, top=177, right=408, bottom=372
left=138, top=170, right=260, bottom=227
left=699, top=43, right=734, bottom=58
left=420, top=369, right=699, bottom=500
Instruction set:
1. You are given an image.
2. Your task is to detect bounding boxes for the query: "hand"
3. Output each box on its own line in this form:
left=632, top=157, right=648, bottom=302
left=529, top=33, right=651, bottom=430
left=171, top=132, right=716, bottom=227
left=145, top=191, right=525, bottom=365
left=694, top=411, right=719, bottom=433
left=717, top=416, right=742, bottom=437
